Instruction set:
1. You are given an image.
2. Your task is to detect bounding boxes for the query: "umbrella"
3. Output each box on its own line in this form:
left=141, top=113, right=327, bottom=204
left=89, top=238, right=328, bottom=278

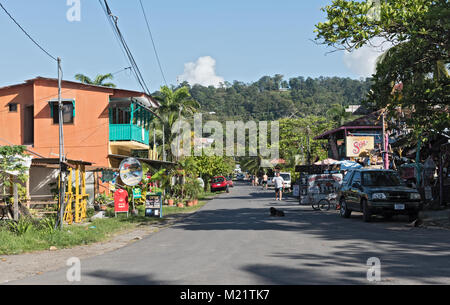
left=338, top=160, right=363, bottom=170
left=314, top=158, right=338, bottom=165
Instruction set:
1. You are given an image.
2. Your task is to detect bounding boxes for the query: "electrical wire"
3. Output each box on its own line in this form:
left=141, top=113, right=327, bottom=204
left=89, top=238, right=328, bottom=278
left=138, top=0, right=168, bottom=87
left=99, top=0, right=151, bottom=96
left=0, top=2, right=57, bottom=61
left=112, top=66, right=132, bottom=76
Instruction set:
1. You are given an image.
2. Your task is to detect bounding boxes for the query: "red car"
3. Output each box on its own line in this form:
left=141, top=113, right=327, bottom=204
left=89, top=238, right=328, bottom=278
left=211, top=176, right=229, bottom=192
left=226, top=176, right=234, bottom=188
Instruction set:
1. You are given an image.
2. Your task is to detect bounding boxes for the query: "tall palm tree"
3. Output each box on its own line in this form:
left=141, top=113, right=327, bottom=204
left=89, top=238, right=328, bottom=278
left=74, top=73, right=117, bottom=88
left=150, top=86, right=200, bottom=161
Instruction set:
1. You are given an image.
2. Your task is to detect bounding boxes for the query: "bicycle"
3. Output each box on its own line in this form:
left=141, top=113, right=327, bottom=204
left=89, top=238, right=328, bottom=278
left=311, top=194, right=339, bottom=211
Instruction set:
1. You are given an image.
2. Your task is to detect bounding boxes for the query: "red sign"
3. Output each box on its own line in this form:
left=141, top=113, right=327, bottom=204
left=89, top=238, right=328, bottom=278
left=114, top=189, right=129, bottom=213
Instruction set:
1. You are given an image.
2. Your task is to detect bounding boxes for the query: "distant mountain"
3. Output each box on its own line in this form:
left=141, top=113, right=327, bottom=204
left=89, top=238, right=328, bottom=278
left=176, top=75, right=373, bottom=122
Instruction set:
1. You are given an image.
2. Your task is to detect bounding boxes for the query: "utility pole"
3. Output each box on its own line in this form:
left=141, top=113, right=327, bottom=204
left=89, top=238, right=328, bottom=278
left=57, top=58, right=66, bottom=230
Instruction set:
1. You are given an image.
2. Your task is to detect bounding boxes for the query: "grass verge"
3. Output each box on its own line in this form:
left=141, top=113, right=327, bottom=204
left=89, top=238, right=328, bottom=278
left=0, top=192, right=217, bottom=256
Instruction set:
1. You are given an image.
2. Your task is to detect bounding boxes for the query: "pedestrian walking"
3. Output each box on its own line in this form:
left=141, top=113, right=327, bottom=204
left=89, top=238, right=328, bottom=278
left=272, top=172, right=285, bottom=201
left=262, top=173, right=268, bottom=190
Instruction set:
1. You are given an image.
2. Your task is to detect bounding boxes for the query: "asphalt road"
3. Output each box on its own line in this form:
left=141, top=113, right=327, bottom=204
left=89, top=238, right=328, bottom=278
left=11, top=182, right=450, bottom=285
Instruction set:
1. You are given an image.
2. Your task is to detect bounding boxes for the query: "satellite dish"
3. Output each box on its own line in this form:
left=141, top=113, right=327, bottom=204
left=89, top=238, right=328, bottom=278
left=119, top=157, right=143, bottom=186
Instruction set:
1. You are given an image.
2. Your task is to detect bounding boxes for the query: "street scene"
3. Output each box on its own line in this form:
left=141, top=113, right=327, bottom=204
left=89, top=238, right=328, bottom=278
left=0, top=0, right=449, bottom=290
left=5, top=181, right=450, bottom=285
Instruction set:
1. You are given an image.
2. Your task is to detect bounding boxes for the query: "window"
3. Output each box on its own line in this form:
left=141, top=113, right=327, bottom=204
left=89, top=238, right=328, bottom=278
left=351, top=171, right=361, bottom=185
left=362, top=171, right=403, bottom=187
left=343, top=171, right=354, bottom=185
left=8, top=103, right=18, bottom=112
left=50, top=101, right=74, bottom=124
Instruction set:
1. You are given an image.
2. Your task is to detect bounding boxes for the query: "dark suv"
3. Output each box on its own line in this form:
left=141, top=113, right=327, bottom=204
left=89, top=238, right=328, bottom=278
left=338, top=169, right=422, bottom=222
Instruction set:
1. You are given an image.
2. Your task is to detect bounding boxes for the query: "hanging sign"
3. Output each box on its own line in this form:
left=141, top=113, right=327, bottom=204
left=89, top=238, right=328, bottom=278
left=346, top=136, right=374, bottom=158
left=119, top=157, right=143, bottom=186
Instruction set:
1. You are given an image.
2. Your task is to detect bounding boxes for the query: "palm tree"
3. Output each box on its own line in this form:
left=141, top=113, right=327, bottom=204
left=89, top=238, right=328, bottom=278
left=326, top=103, right=353, bottom=127
left=74, top=73, right=117, bottom=88
left=150, top=86, right=200, bottom=161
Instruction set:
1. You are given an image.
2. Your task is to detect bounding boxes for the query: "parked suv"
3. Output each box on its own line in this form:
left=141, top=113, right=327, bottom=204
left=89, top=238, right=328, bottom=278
left=338, top=169, right=422, bottom=222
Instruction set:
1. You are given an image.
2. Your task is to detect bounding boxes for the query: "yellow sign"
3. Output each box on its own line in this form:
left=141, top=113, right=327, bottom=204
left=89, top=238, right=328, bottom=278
left=346, top=136, right=375, bottom=157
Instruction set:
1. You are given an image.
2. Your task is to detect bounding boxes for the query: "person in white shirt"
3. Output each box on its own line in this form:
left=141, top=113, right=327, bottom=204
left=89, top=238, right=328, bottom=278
left=272, top=172, right=285, bottom=201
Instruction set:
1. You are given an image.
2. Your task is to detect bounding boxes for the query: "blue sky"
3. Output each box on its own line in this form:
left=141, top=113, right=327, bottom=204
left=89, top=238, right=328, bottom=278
left=0, top=0, right=375, bottom=92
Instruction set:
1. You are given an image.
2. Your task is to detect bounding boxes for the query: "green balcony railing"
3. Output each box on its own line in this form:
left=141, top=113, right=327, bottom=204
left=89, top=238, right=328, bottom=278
left=109, top=124, right=150, bottom=145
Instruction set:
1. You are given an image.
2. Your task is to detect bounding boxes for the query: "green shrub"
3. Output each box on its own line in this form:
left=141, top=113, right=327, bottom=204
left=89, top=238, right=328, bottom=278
left=7, top=217, right=34, bottom=235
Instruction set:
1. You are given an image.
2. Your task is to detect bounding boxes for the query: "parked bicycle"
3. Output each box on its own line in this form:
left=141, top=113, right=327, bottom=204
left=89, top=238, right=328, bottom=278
left=311, top=193, right=339, bottom=211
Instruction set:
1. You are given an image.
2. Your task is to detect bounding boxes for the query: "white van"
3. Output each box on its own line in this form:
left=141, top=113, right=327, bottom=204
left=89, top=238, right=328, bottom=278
left=270, top=172, right=292, bottom=189
left=279, top=172, right=292, bottom=189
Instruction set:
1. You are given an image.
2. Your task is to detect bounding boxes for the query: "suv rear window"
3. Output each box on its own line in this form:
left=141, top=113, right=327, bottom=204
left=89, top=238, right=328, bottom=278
left=212, top=177, right=224, bottom=183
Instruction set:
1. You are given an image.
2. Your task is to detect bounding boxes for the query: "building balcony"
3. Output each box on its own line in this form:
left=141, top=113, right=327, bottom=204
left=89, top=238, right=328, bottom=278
left=109, top=124, right=149, bottom=146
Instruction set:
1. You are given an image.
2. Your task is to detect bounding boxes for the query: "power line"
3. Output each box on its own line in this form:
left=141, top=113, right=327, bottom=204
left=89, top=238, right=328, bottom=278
left=99, top=0, right=151, bottom=96
left=0, top=2, right=57, bottom=61
left=138, top=0, right=168, bottom=87
left=112, top=66, right=132, bottom=76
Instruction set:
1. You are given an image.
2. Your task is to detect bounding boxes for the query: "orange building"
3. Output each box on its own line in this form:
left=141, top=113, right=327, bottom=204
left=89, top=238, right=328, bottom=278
left=0, top=77, right=159, bottom=168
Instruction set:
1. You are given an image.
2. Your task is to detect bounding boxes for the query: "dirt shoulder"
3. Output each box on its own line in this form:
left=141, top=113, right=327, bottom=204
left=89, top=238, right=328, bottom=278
left=0, top=212, right=193, bottom=284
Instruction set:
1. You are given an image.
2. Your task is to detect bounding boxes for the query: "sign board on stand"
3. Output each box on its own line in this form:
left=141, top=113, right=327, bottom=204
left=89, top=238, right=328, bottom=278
left=114, top=188, right=129, bottom=217
left=118, top=157, right=143, bottom=216
left=145, top=193, right=163, bottom=218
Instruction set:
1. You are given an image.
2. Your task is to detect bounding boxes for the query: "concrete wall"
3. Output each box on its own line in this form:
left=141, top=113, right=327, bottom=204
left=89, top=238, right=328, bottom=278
left=32, top=79, right=112, bottom=167
left=0, top=84, right=34, bottom=145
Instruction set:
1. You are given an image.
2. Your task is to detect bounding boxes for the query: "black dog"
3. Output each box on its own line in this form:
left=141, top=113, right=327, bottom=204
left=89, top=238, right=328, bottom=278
left=270, top=207, right=285, bottom=217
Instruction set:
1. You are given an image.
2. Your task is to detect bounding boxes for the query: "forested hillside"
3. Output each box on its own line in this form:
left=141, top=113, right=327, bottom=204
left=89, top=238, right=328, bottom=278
left=176, top=75, right=372, bottom=122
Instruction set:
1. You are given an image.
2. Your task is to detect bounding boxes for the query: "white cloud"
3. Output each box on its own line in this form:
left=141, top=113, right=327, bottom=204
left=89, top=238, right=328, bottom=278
left=178, top=56, right=225, bottom=87
left=343, top=38, right=393, bottom=77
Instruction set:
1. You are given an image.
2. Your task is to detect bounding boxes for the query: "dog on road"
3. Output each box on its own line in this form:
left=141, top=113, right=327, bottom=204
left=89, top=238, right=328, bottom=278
left=270, top=207, right=285, bottom=217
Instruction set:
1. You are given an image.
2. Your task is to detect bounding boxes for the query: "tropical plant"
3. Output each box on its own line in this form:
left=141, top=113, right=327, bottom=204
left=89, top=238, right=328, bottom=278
left=7, top=217, right=34, bottom=235
left=39, top=216, right=57, bottom=234
left=326, top=104, right=354, bottom=127
left=74, top=73, right=117, bottom=88
left=0, top=145, right=29, bottom=203
left=184, top=177, right=202, bottom=200
left=150, top=86, right=200, bottom=161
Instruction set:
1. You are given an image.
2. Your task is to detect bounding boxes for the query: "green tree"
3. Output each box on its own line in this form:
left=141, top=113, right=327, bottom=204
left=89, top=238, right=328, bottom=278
left=326, top=103, right=353, bottom=127
left=74, top=73, right=117, bottom=88
left=315, top=0, right=450, bottom=137
left=0, top=146, right=29, bottom=202
left=151, top=86, right=200, bottom=161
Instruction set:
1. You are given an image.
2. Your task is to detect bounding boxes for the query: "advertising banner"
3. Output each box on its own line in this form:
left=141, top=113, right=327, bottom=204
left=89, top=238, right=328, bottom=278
left=346, top=136, right=374, bottom=157
left=114, top=188, right=129, bottom=213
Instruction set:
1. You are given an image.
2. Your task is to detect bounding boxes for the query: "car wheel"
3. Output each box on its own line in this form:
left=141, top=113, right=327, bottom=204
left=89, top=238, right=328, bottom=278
left=408, top=212, right=419, bottom=222
left=384, top=213, right=393, bottom=220
left=362, top=200, right=372, bottom=222
left=340, top=198, right=352, bottom=218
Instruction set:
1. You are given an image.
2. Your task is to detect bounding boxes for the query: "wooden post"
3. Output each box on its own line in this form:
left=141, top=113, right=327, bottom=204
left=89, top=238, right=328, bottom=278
left=75, top=165, right=80, bottom=223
